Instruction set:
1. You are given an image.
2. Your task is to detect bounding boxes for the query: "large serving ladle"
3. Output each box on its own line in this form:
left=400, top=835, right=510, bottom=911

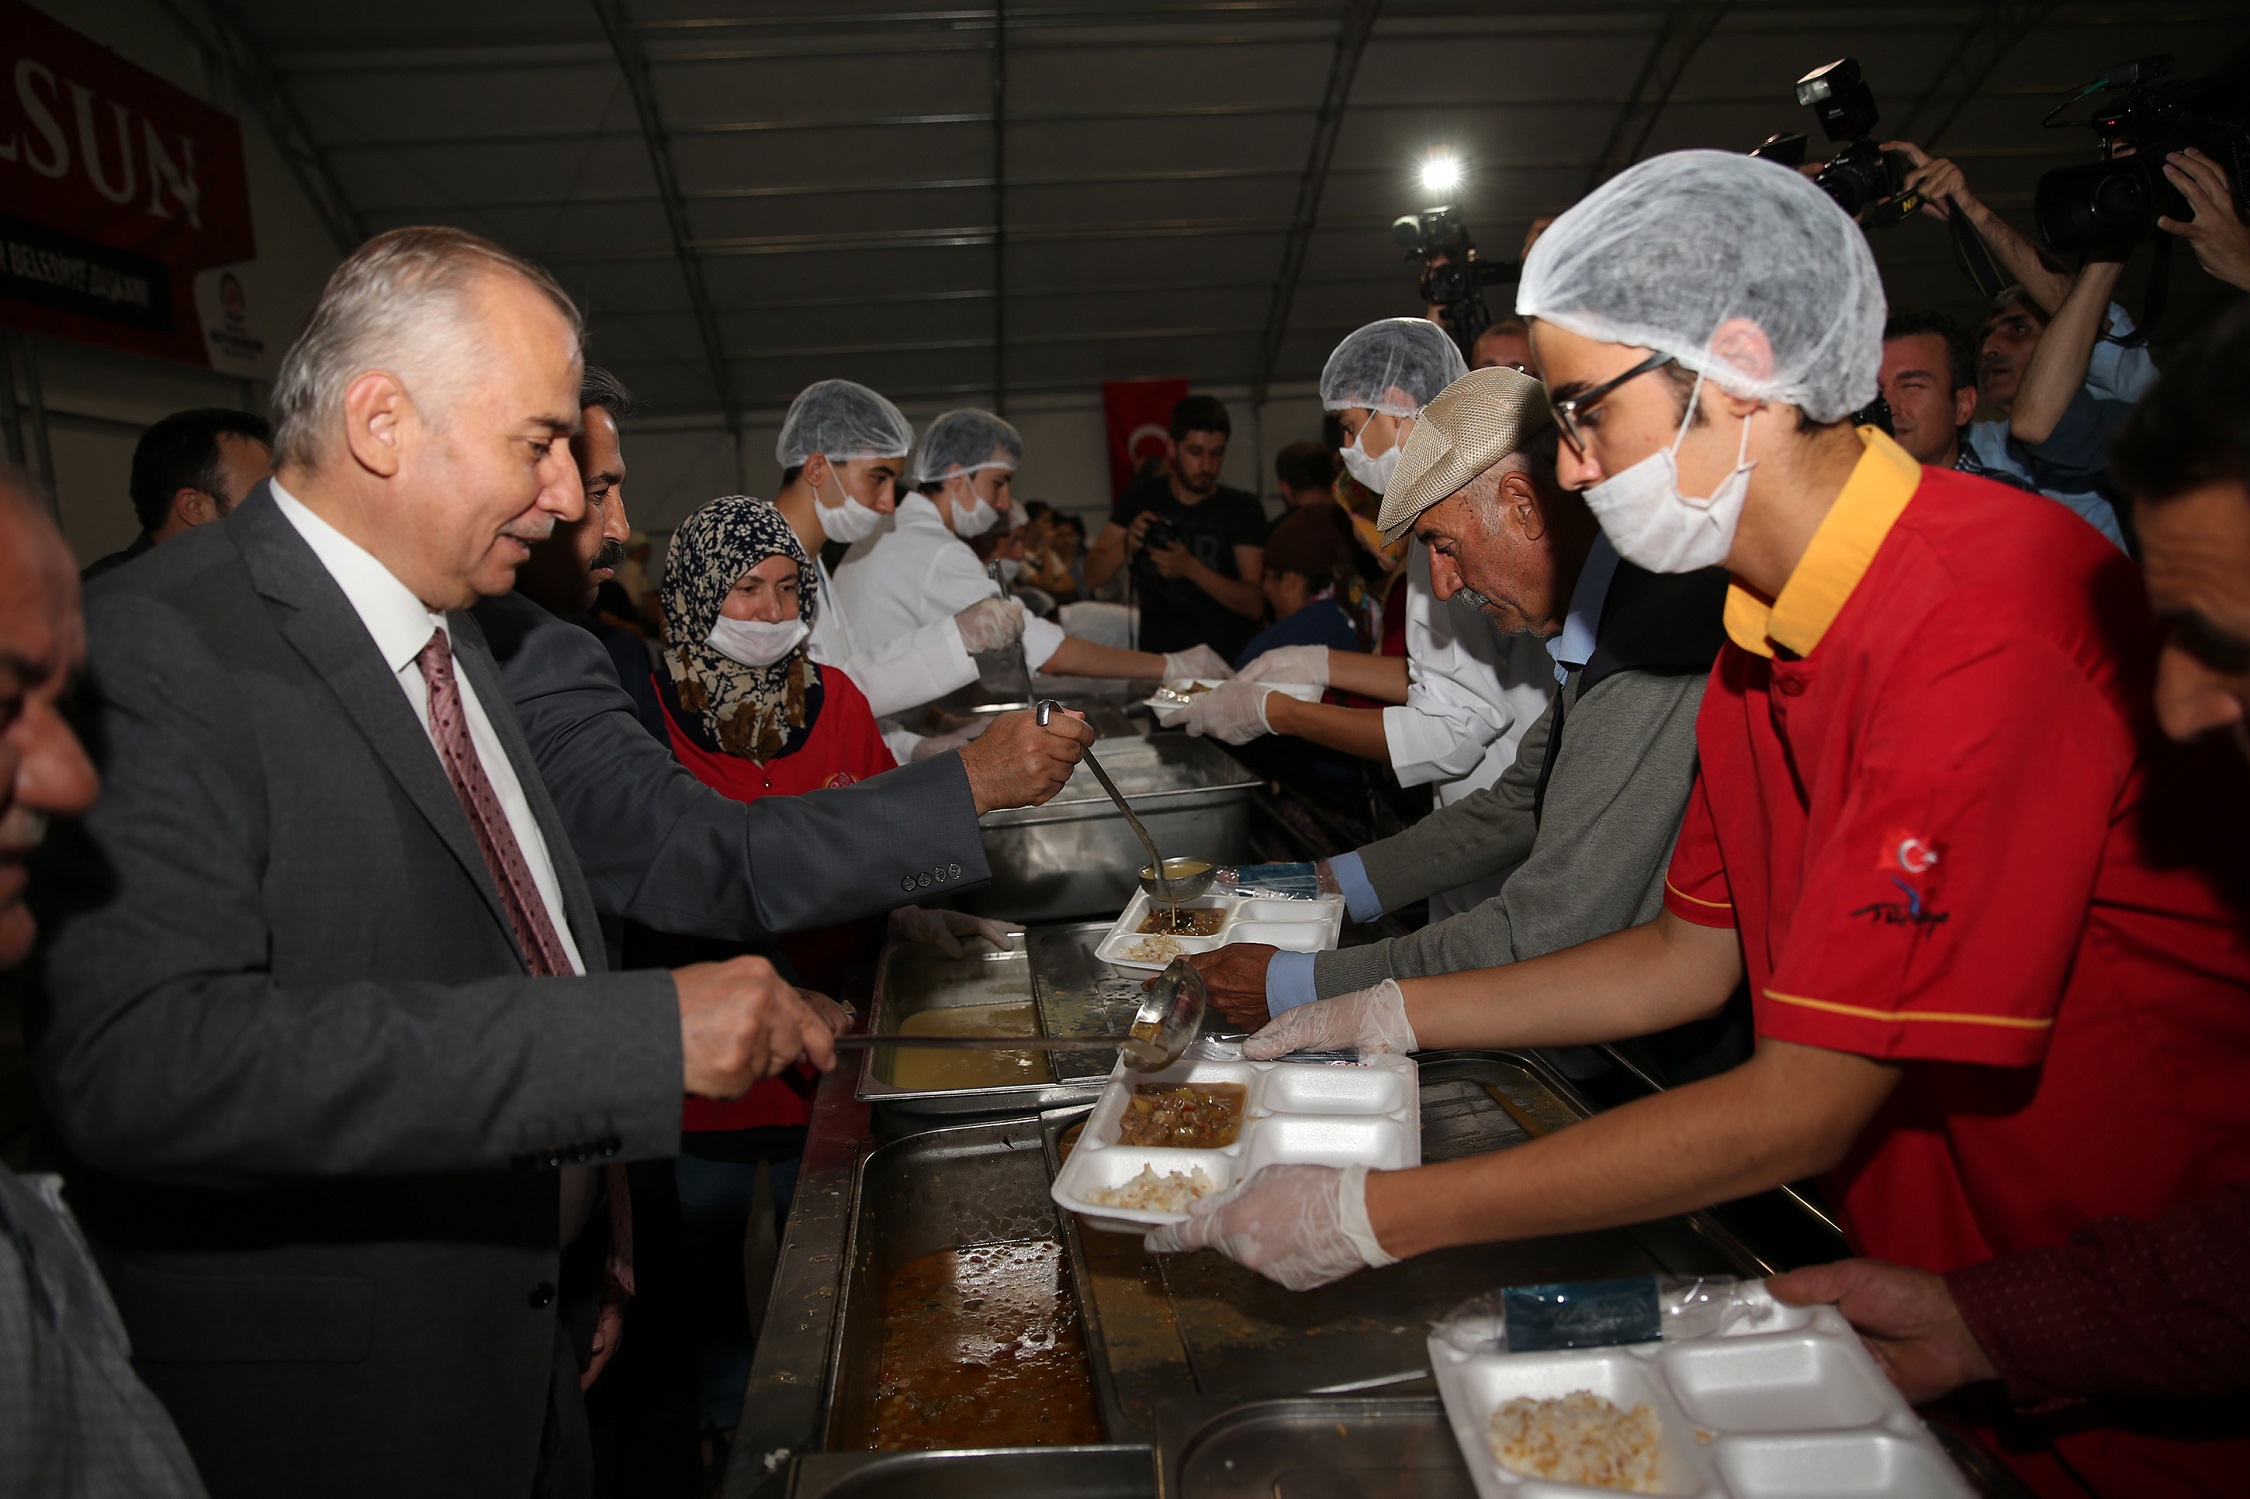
left=833, top=957, right=1210, bottom=1073
left=1034, top=698, right=1217, bottom=905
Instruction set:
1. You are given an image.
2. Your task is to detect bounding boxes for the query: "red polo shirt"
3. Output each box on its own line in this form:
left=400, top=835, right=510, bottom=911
left=1662, top=431, right=2250, bottom=1496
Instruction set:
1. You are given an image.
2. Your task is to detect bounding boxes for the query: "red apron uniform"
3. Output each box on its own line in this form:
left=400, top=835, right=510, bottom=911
left=659, top=667, right=896, bottom=1133
left=1661, top=431, right=2250, bottom=1496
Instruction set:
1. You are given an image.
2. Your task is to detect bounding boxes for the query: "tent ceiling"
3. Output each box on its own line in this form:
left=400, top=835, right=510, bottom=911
left=227, top=0, right=2249, bottom=420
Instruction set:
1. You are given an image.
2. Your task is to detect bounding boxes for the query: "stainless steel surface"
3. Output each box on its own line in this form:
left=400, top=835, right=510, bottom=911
left=854, top=933, right=1102, bottom=1118
left=1156, top=1396, right=1473, bottom=1499
left=787, top=1445, right=1155, bottom=1499
left=1037, top=698, right=1197, bottom=903
left=838, top=1033, right=1132, bottom=1054
left=1049, top=1050, right=1773, bottom=1443
left=821, top=1117, right=1103, bottom=1452
left=964, top=734, right=1259, bottom=922
left=1031, top=923, right=1235, bottom=1088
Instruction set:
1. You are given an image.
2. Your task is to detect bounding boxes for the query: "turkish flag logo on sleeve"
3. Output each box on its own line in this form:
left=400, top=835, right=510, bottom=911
left=1103, top=378, right=1189, bottom=508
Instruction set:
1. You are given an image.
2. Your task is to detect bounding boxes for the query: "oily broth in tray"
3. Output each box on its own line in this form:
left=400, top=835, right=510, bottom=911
left=871, top=1241, right=1103, bottom=1449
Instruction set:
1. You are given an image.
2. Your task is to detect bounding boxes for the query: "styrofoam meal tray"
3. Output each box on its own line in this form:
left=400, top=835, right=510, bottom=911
left=1093, top=888, right=1345, bottom=971
left=1428, top=1283, right=1973, bottom=1498
left=1141, top=677, right=1324, bottom=715
left=1050, top=1051, right=1420, bottom=1235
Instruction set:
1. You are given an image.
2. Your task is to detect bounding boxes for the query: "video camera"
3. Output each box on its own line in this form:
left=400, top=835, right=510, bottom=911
left=2033, top=55, right=2250, bottom=253
left=1750, top=58, right=1923, bottom=228
left=1391, top=206, right=1520, bottom=359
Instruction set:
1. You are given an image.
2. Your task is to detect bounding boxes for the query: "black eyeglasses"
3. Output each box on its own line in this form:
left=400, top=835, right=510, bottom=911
left=1551, top=352, right=1674, bottom=455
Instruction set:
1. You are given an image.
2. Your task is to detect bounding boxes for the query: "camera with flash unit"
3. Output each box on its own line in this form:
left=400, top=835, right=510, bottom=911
left=1754, top=58, right=1923, bottom=228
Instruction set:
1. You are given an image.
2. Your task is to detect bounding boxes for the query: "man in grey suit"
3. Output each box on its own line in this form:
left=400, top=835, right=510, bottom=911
left=1188, top=369, right=1730, bottom=1066
left=33, top=228, right=841, bottom=1498
left=0, top=469, right=209, bottom=1497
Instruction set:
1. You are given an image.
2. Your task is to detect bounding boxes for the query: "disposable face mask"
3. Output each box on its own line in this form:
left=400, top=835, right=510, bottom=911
left=706, top=614, right=808, bottom=668
left=951, top=491, right=1002, bottom=538
left=1582, top=368, right=1756, bottom=574
left=997, top=556, right=1022, bottom=585
left=1340, top=421, right=1402, bottom=494
left=813, top=471, right=886, bottom=544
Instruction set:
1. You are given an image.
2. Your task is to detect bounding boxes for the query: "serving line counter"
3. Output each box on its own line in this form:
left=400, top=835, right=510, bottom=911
left=724, top=921, right=1845, bottom=1498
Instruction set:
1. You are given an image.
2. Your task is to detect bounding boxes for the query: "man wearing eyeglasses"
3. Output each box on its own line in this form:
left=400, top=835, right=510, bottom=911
left=1147, top=151, right=2250, bottom=1499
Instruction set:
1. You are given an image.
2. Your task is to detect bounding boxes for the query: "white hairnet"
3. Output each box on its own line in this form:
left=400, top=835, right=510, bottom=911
left=913, top=408, right=1023, bottom=486
left=1516, top=150, right=1884, bottom=424
left=1320, top=317, right=1468, bottom=417
left=775, top=379, right=913, bottom=468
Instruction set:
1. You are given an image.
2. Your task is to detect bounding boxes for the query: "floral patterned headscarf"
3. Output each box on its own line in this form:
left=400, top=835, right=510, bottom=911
left=660, top=496, right=820, bottom=764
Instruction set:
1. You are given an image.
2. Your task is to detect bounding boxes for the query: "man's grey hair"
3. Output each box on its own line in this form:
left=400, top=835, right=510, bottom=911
left=271, top=226, right=584, bottom=469
left=1466, top=423, right=1564, bottom=533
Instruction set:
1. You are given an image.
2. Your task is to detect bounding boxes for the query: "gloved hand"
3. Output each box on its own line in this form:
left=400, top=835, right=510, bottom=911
left=1242, top=978, right=1417, bottom=1059
left=1161, top=644, right=1237, bottom=681
left=888, top=905, right=1023, bottom=958
left=1157, top=679, right=1275, bottom=745
left=1143, top=1163, right=1397, bottom=1290
left=1237, top=644, right=1330, bottom=688
left=954, top=596, right=1026, bottom=654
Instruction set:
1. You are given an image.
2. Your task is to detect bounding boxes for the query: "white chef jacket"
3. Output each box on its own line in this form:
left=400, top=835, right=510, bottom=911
left=831, top=494, right=1067, bottom=678
left=1383, top=539, right=1555, bottom=808
left=806, top=554, right=980, bottom=720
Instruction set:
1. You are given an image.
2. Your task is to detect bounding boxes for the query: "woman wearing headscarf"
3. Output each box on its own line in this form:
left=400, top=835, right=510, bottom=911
left=640, top=495, right=897, bottom=1452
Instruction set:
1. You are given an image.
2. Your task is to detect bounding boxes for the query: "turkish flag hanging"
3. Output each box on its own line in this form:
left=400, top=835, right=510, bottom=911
left=1102, top=378, right=1189, bottom=508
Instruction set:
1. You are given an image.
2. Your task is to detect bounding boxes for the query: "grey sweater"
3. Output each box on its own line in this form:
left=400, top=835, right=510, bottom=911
left=1312, top=563, right=1728, bottom=998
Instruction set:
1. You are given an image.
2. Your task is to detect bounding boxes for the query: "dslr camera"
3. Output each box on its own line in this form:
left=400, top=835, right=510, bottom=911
left=1391, top=206, right=1519, bottom=358
left=1753, top=58, right=1923, bottom=228
left=2034, top=55, right=2250, bottom=252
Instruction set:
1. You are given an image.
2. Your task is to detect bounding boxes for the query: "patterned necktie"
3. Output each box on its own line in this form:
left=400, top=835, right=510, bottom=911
left=414, top=628, right=574, bottom=977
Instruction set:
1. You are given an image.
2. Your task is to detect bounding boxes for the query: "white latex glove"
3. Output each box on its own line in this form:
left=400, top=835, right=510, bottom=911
left=1143, top=1163, right=1397, bottom=1290
left=888, top=905, right=1022, bottom=958
left=1237, top=644, right=1330, bottom=688
left=1157, top=679, right=1274, bottom=745
left=1243, top=978, right=1418, bottom=1059
left=954, top=596, right=1026, bottom=654
left=1161, top=644, right=1237, bottom=681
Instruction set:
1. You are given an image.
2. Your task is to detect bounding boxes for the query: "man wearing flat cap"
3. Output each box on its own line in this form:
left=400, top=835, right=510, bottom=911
left=1184, top=367, right=1732, bottom=1083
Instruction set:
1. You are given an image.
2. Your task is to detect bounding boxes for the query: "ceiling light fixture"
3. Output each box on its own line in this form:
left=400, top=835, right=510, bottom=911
left=1421, top=155, right=1462, bottom=194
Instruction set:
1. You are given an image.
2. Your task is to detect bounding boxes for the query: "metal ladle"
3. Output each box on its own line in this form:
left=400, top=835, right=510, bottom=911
left=833, top=957, right=1209, bottom=1072
left=1034, top=699, right=1216, bottom=904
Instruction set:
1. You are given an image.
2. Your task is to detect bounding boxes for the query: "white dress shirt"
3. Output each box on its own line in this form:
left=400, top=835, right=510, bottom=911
left=271, top=482, right=586, bottom=976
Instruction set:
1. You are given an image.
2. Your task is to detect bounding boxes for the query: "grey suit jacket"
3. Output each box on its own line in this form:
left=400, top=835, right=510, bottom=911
left=32, top=491, right=682, bottom=1499
left=470, top=588, right=988, bottom=938
left=1315, top=564, right=1730, bottom=998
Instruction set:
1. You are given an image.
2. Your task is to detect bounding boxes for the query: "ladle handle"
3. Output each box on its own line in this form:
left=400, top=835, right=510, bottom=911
left=832, top=1034, right=1132, bottom=1051
left=1036, top=699, right=1173, bottom=894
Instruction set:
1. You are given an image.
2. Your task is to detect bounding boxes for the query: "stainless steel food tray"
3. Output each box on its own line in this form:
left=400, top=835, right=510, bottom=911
left=856, top=923, right=1238, bottom=1118
left=959, top=733, right=1261, bottom=922
left=787, top=1444, right=1155, bottom=1498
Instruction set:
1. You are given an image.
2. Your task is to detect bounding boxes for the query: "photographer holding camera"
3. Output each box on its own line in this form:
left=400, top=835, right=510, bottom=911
left=1877, top=138, right=2149, bottom=548
left=1082, top=394, right=1269, bottom=661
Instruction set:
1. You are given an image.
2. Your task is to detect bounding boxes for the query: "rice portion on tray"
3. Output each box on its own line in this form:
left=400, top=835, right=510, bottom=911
left=1486, top=1390, right=1661, bottom=1492
left=1083, top=1164, right=1217, bottom=1213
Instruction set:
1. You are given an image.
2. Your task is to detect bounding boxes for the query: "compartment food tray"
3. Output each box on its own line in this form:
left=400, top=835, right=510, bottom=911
left=1050, top=1051, right=1420, bottom=1235
left=1092, top=888, right=1345, bottom=971
left=1427, top=1283, right=1972, bottom=1498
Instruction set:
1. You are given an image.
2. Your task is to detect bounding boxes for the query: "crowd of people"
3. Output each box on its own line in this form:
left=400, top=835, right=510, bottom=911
left=0, top=135, right=2246, bottom=1499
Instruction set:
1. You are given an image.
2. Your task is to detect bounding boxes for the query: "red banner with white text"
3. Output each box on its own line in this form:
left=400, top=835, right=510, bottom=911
left=0, top=0, right=267, bottom=373
left=1102, top=378, right=1189, bottom=507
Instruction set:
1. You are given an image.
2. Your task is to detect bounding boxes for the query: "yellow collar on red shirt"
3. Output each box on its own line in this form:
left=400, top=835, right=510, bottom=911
left=1723, top=427, right=1922, bottom=659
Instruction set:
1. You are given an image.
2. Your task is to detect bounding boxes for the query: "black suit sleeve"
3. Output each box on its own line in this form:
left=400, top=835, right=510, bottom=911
left=34, top=595, right=684, bottom=1188
left=473, top=593, right=990, bottom=940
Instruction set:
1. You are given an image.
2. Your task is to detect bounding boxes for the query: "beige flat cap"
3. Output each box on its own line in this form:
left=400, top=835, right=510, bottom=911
left=1375, top=366, right=1555, bottom=542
